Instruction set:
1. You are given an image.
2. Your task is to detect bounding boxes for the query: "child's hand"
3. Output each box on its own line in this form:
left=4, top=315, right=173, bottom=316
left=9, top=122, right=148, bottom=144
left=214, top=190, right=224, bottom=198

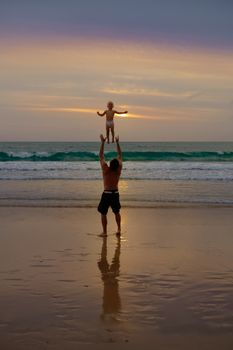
left=100, top=134, right=106, bottom=143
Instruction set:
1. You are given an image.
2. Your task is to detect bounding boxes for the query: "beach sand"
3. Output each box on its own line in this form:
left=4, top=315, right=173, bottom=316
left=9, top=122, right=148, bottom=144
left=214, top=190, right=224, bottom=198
left=1, top=206, right=233, bottom=349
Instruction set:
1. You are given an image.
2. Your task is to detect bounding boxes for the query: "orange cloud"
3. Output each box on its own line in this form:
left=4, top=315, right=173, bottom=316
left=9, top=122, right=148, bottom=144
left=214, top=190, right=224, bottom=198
left=13, top=105, right=197, bottom=121
left=102, top=87, right=198, bottom=99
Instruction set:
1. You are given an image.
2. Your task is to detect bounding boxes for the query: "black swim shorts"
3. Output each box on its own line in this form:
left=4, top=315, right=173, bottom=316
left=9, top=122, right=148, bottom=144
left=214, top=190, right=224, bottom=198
left=98, top=190, right=121, bottom=215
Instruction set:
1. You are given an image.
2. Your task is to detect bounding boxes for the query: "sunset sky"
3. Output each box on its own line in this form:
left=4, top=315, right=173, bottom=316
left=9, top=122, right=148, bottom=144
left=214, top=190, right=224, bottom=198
left=1, top=0, right=233, bottom=141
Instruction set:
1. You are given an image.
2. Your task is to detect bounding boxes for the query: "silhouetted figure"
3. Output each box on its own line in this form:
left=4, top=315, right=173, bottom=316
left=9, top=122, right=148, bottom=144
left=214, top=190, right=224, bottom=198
left=98, top=134, right=122, bottom=236
left=97, top=101, right=128, bottom=143
left=98, top=237, right=121, bottom=320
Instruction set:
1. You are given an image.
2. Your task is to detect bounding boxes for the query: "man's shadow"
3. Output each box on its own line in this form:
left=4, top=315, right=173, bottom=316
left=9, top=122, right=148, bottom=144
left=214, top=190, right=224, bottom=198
left=98, top=237, right=121, bottom=321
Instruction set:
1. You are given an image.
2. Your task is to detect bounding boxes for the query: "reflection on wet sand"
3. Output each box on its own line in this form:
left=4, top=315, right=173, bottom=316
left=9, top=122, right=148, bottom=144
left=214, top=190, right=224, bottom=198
left=98, top=237, right=121, bottom=321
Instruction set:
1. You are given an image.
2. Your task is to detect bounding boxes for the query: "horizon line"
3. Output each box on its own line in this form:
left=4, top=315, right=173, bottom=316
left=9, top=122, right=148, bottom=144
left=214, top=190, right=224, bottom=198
left=0, top=140, right=232, bottom=143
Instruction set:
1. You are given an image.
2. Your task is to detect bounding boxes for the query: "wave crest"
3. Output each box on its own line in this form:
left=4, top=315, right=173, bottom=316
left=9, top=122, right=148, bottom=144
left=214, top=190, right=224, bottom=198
left=0, top=151, right=233, bottom=162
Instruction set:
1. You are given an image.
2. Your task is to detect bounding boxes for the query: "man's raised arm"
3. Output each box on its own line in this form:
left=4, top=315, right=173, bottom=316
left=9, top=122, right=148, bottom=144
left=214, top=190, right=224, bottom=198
left=99, top=134, right=107, bottom=168
left=115, top=135, right=122, bottom=162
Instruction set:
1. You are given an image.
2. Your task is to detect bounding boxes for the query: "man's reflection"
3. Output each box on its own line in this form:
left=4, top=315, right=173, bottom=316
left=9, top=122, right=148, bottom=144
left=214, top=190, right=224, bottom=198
left=98, top=237, right=121, bottom=320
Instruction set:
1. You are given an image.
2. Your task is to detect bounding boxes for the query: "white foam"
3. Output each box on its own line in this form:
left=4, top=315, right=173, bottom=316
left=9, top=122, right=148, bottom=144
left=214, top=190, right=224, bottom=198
left=0, top=161, right=233, bottom=181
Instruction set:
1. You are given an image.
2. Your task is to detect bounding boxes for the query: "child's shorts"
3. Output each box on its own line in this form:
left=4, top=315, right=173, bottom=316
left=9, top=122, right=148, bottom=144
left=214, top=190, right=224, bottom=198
left=98, top=190, right=121, bottom=215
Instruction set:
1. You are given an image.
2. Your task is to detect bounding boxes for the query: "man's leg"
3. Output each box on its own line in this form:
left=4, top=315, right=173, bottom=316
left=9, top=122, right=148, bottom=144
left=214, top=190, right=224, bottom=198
left=101, top=214, right=108, bottom=235
left=115, top=212, right=121, bottom=235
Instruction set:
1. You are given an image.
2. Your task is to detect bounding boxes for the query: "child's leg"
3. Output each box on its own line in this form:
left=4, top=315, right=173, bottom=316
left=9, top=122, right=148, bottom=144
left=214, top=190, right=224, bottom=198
left=106, top=126, right=110, bottom=144
left=111, top=126, right=115, bottom=143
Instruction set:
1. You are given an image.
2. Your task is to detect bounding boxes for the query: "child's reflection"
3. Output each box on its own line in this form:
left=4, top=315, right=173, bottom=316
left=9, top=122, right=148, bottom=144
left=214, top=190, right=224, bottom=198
left=98, top=237, right=121, bottom=320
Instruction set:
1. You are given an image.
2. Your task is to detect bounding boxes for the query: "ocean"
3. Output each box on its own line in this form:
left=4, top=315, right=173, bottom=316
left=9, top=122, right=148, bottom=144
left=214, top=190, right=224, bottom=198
left=0, top=141, right=233, bottom=206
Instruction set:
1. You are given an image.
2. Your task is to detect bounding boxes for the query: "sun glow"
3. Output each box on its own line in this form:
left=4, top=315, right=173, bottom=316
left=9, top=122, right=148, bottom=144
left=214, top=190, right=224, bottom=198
left=1, top=37, right=233, bottom=140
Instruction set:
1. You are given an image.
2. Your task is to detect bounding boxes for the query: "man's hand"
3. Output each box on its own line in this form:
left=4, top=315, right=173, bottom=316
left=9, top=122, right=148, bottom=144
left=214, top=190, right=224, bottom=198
left=115, top=135, right=119, bottom=143
left=100, top=134, right=106, bottom=143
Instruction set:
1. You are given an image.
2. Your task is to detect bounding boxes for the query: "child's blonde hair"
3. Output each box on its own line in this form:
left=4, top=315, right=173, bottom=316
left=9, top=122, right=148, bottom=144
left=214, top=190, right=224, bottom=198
left=107, top=101, right=114, bottom=109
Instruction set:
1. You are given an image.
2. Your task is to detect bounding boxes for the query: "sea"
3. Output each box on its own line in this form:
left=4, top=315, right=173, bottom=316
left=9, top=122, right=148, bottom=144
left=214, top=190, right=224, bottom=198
left=0, top=141, right=233, bottom=207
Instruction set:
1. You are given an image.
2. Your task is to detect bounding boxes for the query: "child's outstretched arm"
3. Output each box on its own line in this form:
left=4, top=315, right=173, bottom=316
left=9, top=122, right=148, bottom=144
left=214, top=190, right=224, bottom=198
left=97, top=110, right=107, bottom=117
left=114, top=110, right=128, bottom=115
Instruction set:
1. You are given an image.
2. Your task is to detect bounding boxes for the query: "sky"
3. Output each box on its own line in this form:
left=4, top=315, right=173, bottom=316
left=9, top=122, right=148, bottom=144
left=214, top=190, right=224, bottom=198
left=0, top=0, right=233, bottom=141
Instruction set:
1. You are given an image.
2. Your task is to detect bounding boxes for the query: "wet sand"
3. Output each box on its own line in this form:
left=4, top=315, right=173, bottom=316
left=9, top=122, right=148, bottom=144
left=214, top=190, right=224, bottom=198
left=1, top=207, right=233, bottom=349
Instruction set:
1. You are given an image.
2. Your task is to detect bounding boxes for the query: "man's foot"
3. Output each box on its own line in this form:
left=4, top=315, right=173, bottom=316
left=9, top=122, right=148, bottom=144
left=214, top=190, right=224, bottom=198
left=116, top=230, right=121, bottom=236
left=107, top=139, right=110, bottom=144
left=112, top=139, right=114, bottom=143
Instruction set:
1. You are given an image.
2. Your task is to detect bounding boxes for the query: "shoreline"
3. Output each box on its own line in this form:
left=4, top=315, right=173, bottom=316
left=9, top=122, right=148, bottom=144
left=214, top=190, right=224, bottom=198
left=1, top=206, right=233, bottom=348
left=1, top=179, right=233, bottom=208
left=1, top=202, right=233, bottom=208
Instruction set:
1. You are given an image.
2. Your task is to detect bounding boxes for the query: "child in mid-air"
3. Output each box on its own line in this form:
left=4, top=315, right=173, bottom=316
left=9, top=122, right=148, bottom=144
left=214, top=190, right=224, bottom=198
left=97, top=101, right=128, bottom=143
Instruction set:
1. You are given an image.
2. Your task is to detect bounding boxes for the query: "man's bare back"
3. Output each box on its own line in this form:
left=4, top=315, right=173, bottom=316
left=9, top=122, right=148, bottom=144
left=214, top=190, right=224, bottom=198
left=101, top=158, right=122, bottom=191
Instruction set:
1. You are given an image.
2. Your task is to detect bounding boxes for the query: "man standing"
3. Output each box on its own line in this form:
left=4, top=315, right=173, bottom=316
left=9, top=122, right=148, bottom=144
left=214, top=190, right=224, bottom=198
left=98, top=134, right=122, bottom=236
